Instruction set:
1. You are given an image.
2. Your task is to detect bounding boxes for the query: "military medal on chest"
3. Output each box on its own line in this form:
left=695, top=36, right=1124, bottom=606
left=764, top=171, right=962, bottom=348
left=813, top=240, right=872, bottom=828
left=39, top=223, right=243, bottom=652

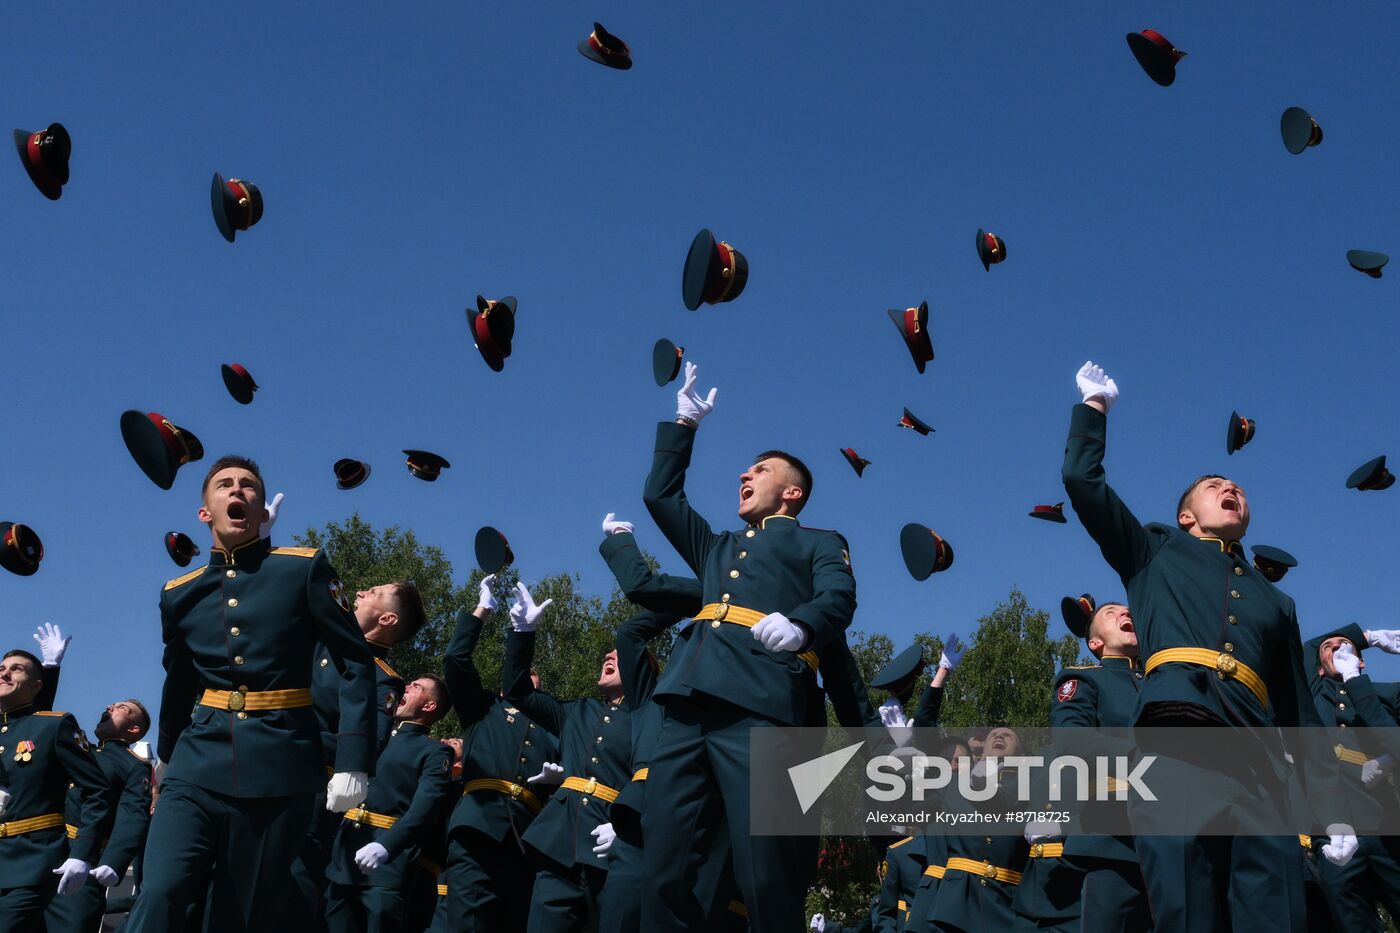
left=14, top=739, right=36, bottom=763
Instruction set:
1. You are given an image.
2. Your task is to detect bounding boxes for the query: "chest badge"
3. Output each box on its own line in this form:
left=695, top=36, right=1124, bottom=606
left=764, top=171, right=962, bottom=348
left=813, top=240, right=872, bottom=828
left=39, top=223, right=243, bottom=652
left=14, top=739, right=36, bottom=762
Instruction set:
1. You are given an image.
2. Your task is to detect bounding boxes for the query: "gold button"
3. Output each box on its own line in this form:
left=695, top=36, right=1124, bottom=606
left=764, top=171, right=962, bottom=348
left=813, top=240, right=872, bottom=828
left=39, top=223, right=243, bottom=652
left=721, top=594, right=730, bottom=603
left=1230, top=590, right=1240, bottom=599
left=228, top=598, right=239, bottom=608
left=234, top=655, right=245, bottom=665
left=237, top=712, right=247, bottom=720
left=520, top=756, right=526, bottom=763
left=1339, top=703, right=1347, bottom=710
left=230, top=627, right=241, bottom=636
left=980, top=879, right=988, bottom=887
left=582, top=798, right=590, bottom=805
left=0, top=726, right=6, bottom=734
left=1224, top=643, right=1234, bottom=652
left=711, top=620, right=721, bottom=629
left=69, top=782, right=75, bottom=789
left=745, top=530, right=755, bottom=538
left=739, top=550, right=747, bottom=559
left=1340, top=723, right=1347, bottom=729
left=320, top=658, right=329, bottom=668
left=729, top=570, right=739, bottom=579
left=985, top=837, right=992, bottom=844
left=226, top=569, right=236, bottom=579
left=528, top=722, right=535, bottom=729
left=591, top=757, right=598, bottom=764
left=1228, top=615, right=1237, bottom=625
left=596, top=736, right=603, bottom=744
left=604, top=716, right=611, bottom=723
left=525, top=740, right=532, bottom=747
left=1234, top=566, right=1244, bottom=576
left=0, top=746, right=5, bottom=754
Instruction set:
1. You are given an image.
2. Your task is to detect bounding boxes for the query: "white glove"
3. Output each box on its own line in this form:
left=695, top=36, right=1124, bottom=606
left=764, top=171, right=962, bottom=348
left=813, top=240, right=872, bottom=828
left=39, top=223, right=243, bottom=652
left=508, top=583, right=553, bottom=633
left=354, top=841, right=390, bottom=875
left=1076, top=361, right=1119, bottom=412
left=527, top=762, right=566, bottom=786
left=259, top=492, right=284, bottom=540
left=1333, top=642, right=1362, bottom=682
left=0, top=786, right=10, bottom=819
left=1364, top=629, right=1400, bottom=654
left=1363, top=754, right=1394, bottom=788
left=89, top=865, right=119, bottom=887
left=811, top=913, right=826, bottom=933
left=1025, top=821, right=1061, bottom=843
left=971, top=759, right=990, bottom=780
left=34, top=623, right=70, bottom=667
left=878, top=698, right=908, bottom=729
left=591, top=822, right=616, bottom=858
left=752, top=612, right=805, bottom=652
left=602, top=512, right=634, bottom=537
left=53, top=858, right=90, bottom=895
left=1322, top=825, right=1359, bottom=866
left=676, top=361, right=718, bottom=425
left=325, top=771, right=369, bottom=813
left=939, top=633, right=966, bottom=672
left=476, top=574, right=498, bottom=613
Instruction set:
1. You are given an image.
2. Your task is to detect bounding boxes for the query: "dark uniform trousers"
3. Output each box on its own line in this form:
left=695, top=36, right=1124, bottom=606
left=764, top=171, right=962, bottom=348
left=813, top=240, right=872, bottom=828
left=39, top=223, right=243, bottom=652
left=0, top=876, right=59, bottom=933
left=128, top=540, right=378, bottom=933
left=440, top=610, right=560, bottom=933
left=638, top=422, right=857, bottom=933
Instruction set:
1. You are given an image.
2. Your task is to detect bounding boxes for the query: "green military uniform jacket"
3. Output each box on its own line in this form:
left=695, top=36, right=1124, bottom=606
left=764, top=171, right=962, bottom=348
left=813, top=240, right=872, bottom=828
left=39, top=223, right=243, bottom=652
left=157, top=538, right=378, bottom=797
left=62, top=738, right=152, bottom=878
left=442, top=610, right=558, bottom=845
left=327, top=721, right=453, bottom=889
left=874, top=835, right=925, bottom=931
left=313, top=640, right=405, bottom=765
left=605, top=608, right=673, bottom=846
left=1062, top=403, right=1341, bottom=819
left=504, top=629, right=632, bottom=871
left=0, top=704, right=111, bottom=887
left=642, top=421, right=857, bottom=726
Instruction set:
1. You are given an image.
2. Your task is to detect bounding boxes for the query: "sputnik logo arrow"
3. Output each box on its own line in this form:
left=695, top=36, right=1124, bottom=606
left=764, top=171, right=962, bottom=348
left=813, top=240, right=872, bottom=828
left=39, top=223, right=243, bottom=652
left=787, top=740, right=865, bottom=814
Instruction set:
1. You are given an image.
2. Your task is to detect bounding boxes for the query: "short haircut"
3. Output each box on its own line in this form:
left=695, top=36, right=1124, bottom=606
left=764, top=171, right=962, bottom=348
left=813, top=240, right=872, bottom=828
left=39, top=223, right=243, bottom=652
left=202, top=455, right=266, bottom=501
left=753, top=449, right=813, bottom=514
left=125, top=699, right=152, bottom=739
left=416, top=673, right=452, bottom=721
left=1176, top=474, right=1226, bottom=529
left=2, top=649, right=41, bottom=675
left=389, top=582, right=426, bottom=643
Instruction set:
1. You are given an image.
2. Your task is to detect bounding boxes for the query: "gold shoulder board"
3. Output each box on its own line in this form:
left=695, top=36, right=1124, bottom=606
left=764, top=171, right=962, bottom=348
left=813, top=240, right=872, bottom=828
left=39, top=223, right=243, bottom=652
left=375, top=657, right=401, bottom=679
left=888, top=836, right=915, bottom=849
left=34, top=710, right=65, bottom=717
left=164, top=567, right=207, bottom=591
left=270, top=547, right=318, bottom=558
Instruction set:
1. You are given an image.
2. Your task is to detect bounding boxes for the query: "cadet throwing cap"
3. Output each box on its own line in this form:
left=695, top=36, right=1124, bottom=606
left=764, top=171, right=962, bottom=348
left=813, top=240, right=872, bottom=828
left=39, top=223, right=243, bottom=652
left=682, top=229, right=749, bottom=311
left=13, top=123, right=70, bottom=200
left=121, top=411, right=205, bottom=490
left=1347, top=250, right=1388, bottom=278
left=653, top=339, right=684, bottom=386
left=578, top=22, right=632, bottom=70
left=1126, top=29, right=1186, bottom=86
left=900, top=523, right=954, bottom=581
left=334, top=459, right=371, bottom=490
left=1029, top=503, right=1067, bottom=523
left=1347, top=455, right=1394, bottom=491
left=211, top=172, right=264, bottom=243
left=1226, top=411, right=1255, bottom=455
left=888, top=301, right=934, bottom=373
left=840, top=448, right=871, bottom=477
left=870, top=645, right=926, bottom=690
left=468, top=295, right=517, bottom=372
left=475, top=526, right=514, bottom=574
left=221, top=363, right=258, bottom=405
left=1060, top=594, right=1096, bottom=639
left=165, top=531, right=200, bottom=568
left=976, top=229, right=1007, bottom=271
left=0, top=522, right=43, bottom=576
left=403, top=450, right=450, bottom=482
left=898, top=408, right=934, bottom=436
left=1280, top=107, right=1323, bottom=155
left=1250, top=544, right=1296, bottom=582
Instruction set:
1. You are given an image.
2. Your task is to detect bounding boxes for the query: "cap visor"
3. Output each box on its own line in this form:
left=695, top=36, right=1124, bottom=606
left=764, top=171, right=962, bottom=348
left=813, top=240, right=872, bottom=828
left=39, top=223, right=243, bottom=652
left=210, top=173, right=235, bottom=242
left=1126, top=33, right=1177, bottom=86
left=120, top=410, right=176, bottom=490
left=682, top=229, right=715, bottom=311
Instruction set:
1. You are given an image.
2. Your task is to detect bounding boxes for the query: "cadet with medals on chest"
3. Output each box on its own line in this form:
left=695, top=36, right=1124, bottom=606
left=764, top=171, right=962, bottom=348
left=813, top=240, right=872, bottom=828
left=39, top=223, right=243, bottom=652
left=1061, top=363, right=1357, bottom=933
left=639, top=361, right=857, bottom=933
left=126, top=456, right=378, bottom=933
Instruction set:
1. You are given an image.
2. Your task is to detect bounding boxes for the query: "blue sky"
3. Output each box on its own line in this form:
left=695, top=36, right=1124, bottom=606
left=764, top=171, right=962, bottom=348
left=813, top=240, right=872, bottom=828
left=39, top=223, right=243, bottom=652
left=3, top=3, right=1399, bottom=727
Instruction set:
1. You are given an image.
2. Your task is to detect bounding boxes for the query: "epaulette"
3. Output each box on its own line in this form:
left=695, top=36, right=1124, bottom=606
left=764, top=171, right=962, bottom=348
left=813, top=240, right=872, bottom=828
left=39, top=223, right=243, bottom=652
left=806, top=525, right=850, bottom=546
left=1063, top=664, right=1101, bottom=671
left=375, top=657, right=401, bottom=679
left=34, top=710, right=65, bottom=717
left=887, top=835, right=915, bottom=850
left=165, top=567, right=207, bottom=591
left=270, top=546, right=318, bottom=558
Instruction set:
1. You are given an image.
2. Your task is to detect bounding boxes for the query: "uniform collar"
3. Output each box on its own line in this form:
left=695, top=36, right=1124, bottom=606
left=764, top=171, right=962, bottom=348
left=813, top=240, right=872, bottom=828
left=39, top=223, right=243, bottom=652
left=1197, top=536, right=1244, bottom=558
left=209, top=536, right=271, bottom=568
left=750, top=515, right=800, bottom=532
left=1100, top=654, right=1139, bottom=670
left=393, top=720, right=428, bottom=735
left=0, top=702, right=35, bottom=724
left=366, top=640, right=391, bottom=660
left=98, top=738, right=131, bottom=750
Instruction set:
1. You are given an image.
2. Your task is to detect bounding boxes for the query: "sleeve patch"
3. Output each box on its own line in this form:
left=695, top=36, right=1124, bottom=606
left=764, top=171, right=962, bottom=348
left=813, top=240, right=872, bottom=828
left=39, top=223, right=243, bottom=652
left=329, top=578, right=353, bottom=613
left=74, top=729, right=91, bottom=752
left=1057, top=679, right=1079, bottom=703
left=841, top=549, right=850, bottom=566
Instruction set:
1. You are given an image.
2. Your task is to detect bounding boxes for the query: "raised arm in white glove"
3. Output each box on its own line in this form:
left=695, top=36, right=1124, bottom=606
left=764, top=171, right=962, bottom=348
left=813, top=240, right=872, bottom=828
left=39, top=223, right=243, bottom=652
left=34, top=623, right=70, bottom=667
left=476, top=574, right=498, bottom=614
left=591, top=822, right=616, bottom=858
left=1076, top=361, right=1119, bottom=414
left=53, top=858, right=90, bottom=895
left=878, top=697, right=908, bottom=729
left=1363, top=754, right=1394, bottom=788
left=1323, top=826, right=1359, bottom=866
left=527, top=762, right=566, bottom=786
left=939, top=633, right=966, bottom=672
left=325, top=771, right=368, bottom=812
left=752, top=612, right=804, bottom=652
left=508, top=583, right=553, bottom=633
left=1364, top=629, right=1400, bottom=654
left=89, top=865, right=120, bottom=887
left=811, top=913, right=826, bottom=933
left=602, top=513, right=634, bottom=537
left=259, top=492, right=284, bottom=540
left=1333, top=642, right=1362, bottom=682
left=676, top=361, right=718, bottom=427
left=355, top=841, right=389, bottom=874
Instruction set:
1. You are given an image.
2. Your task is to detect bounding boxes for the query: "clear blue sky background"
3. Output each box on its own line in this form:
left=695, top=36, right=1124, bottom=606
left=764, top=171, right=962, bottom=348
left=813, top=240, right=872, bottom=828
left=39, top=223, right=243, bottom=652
left=4, top=3, right=1398, bottom=727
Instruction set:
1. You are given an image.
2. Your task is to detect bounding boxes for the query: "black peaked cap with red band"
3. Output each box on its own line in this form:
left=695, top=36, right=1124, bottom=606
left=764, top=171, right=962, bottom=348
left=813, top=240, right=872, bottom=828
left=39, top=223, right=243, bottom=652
left=14, top=123, right=70, bottom=200
left=468, top=295, right=517, bottom=372
left=887, top=301, right=933, bottom=373
left=0, top=522, right=43, bottom=576
left=682, top=229, right=749, bottom=311
left=211, top=172, right=264, bottom=243
left=475, top=526, right=514, bottom=574
left=900, top=523, right=953, bottom=581
left=1126, top=29, right=1186, bottom=86
left=976, top=228, right=1006, bottom=271
left=335, top=459, right=371, bottom=490
left=1226, top=411, right=1255, bottom=455
left=120, top=410, right=205, bottom=490
left=165, top=531, right=201, bottom=568
left=578, top=22, right=632, bottom=70
left=221, top=364, right=259, bottom=405
left=1060, top=593, right=1096, bottom=639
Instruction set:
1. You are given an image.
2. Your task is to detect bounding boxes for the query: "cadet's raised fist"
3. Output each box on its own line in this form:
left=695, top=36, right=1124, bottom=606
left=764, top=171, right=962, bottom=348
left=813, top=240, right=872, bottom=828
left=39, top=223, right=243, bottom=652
left=1323, top=826, right=1358, bottom=866
left=1076, top=361, right=1119, bottom=412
